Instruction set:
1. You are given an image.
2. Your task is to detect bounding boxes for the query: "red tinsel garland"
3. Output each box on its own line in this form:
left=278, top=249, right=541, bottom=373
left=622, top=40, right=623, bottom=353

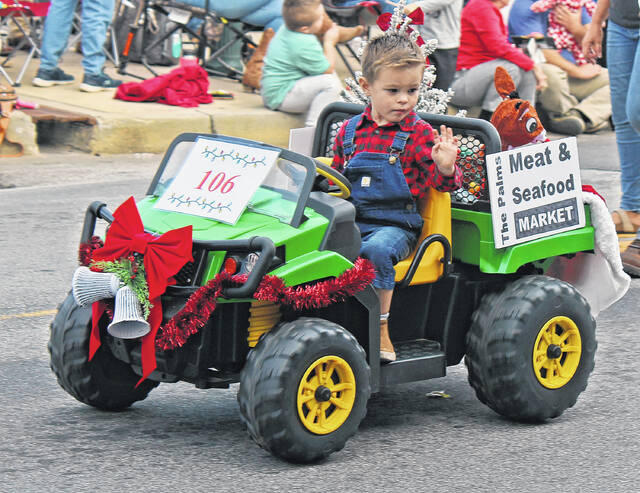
left=79, top=239, right=375, bottom=352
left=155, top=257, right=375, bottom=350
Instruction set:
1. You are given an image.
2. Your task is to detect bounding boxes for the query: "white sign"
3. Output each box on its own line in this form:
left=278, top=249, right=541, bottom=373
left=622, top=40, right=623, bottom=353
left=485, top=137, right=585, bottom=248
left=154, top=137, right=279, bottom=225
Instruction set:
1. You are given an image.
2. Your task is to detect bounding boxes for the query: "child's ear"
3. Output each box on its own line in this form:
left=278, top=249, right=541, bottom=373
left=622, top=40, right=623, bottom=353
left=359, top=76, right=371, bottom=96
left=298, top=25, right=311, bottom=34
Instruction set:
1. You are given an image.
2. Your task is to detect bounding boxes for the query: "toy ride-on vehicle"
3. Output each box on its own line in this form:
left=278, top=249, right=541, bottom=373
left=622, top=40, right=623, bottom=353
left=49, top=103, right=598, bottom=463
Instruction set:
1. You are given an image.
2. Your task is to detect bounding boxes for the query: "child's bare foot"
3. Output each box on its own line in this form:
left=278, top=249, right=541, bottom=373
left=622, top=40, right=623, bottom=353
left=612, top=209, right=640, bottom=234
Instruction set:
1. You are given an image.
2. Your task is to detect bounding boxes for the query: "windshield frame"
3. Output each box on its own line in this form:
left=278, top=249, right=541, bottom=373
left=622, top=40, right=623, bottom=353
left=146, top=132, right=318, bottom=228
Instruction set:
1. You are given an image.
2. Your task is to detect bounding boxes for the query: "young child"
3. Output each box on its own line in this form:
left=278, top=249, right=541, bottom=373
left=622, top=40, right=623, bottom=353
left=261, top=0, right=342, bottom=127
left=332, top=33, right=463, bottom=362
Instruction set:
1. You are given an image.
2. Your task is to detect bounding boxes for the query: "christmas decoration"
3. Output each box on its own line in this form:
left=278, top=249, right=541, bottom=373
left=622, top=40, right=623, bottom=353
left=341, top=0, right=457, bottom=116
left=155, top=257, right=376, bottom=350
left=78, top=199, right=375, bottom=384
left=83, top=196, right=193, bottom=385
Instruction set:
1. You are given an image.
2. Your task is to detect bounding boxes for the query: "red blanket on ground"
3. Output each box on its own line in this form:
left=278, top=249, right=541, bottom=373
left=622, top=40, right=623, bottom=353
left=114, top=65, right=213, bottom=107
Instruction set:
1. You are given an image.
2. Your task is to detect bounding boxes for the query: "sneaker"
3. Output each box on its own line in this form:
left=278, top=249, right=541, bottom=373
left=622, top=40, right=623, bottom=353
left=32, top=67, right=74, bottom=87
left=621, top=239, right=640, bottom=277
left=79, top=72, right=122, bottom=92
left=548, top=110, right=585, bottom=135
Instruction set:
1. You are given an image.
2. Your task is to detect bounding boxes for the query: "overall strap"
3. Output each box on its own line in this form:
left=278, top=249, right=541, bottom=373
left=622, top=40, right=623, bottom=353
left=342, top=114, right=363, bottom=158
left=390, top=114, right=419, bottom=154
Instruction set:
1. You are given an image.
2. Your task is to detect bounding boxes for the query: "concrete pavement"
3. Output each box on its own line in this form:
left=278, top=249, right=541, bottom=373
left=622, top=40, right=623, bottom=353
left=1, top=49, right=307, bottom=155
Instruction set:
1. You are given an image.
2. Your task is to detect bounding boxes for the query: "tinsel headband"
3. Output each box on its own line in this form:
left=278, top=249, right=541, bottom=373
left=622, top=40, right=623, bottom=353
left=341, top=0, right=455, bottom=115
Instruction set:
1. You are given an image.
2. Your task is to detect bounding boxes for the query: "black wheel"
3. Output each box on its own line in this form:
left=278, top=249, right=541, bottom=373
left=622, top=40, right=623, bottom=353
left=465, top=276, right=597, bottom=422
left=238, top=317, right=370, bottom=463
left=48, top=292, right=158, bottom=410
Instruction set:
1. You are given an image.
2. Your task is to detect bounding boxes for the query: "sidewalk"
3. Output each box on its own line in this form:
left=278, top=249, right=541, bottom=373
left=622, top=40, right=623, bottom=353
left=1, top=49, right=308, bottom=155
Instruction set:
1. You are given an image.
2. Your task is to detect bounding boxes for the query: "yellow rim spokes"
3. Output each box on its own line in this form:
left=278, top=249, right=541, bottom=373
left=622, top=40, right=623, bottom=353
left=533, top=316, right=582, bottom=389
left=297, top=355, right=356, bottom=435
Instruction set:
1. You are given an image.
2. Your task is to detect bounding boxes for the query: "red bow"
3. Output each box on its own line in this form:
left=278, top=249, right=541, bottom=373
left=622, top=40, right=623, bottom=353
left=376, top=8, right=426, bottom=46
left=88, top=196, right=193, bottom=385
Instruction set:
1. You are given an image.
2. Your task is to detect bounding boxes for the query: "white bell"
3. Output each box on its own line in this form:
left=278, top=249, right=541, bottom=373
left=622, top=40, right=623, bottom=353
left=72, top=266, right=120, bottom=307
left=107, top=285, right=151, bottom=339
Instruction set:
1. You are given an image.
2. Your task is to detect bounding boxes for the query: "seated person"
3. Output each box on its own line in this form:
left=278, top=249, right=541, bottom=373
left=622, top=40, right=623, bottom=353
left=179, top=0, right=284, bottom=31
left=261, top=0, right=343, bottom=127
left=449, top=0, right=547, bottom=120
left=331, top=32, right=462, bottom=362
left=508, top=0, right=612, bottom=135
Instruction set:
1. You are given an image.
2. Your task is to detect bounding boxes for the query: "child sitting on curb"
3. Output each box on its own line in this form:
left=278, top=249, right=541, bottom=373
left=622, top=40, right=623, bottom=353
left=261, top=0, right=342, bottom=127
left=331, top=33, right=463, bottom=362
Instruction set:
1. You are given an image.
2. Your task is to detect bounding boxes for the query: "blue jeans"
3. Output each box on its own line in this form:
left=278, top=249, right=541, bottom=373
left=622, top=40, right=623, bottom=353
left=40, top=0, right=114, bottom=76
left=358, top=224, right=418, bottom=290
left=607, top=20, right=640, bottom=216
left=180, top=0, right=284, bottom=31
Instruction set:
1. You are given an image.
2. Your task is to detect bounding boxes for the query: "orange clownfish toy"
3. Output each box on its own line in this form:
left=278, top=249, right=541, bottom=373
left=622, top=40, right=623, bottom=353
left=490, top=66, right=548, bottom=151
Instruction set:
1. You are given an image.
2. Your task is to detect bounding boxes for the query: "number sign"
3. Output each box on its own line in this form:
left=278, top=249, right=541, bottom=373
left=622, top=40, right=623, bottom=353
left=154, top=137, right=279, bottom=224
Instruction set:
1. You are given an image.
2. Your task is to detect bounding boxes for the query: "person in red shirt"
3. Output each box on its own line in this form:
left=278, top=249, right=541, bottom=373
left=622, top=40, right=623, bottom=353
left=332, top=33, right=463, bottom=362
left=450, top=0, right=547, bottom=120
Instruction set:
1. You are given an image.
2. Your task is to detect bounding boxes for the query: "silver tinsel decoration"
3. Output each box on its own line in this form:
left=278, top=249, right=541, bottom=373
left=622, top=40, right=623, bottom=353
left=341, top=0, right=463, bottom=116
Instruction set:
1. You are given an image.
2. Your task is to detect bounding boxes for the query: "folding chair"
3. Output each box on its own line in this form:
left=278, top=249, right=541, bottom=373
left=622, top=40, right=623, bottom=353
left=116, top=0, right=258, bottom=81
left=322, top=1, right=382, bottom=79
left=0, top=1, right=50, bottom=86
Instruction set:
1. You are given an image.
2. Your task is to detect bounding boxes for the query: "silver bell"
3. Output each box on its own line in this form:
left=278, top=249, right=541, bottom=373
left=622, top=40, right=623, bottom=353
left=107, top=285, right=151, bottom=339
left=72, top=266, right=121, bottom=307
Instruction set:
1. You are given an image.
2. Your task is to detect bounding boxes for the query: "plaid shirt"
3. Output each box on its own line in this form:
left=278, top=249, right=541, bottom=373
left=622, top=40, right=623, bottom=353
left=331, top=106, right=463, bottom=199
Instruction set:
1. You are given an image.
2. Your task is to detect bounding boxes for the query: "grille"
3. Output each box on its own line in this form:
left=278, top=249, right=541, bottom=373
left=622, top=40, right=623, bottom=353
left=173, top=249, right=201, bottom=286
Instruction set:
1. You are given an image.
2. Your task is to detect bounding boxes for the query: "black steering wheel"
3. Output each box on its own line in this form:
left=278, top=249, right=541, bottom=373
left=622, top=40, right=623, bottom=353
left=313, top=157, right=352, bottom=199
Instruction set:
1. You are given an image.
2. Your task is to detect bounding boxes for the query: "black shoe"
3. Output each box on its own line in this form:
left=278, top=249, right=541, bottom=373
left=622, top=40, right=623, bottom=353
left=79, top=72, right=122, bottom=92
left=32, top=67, right=74, bottom=87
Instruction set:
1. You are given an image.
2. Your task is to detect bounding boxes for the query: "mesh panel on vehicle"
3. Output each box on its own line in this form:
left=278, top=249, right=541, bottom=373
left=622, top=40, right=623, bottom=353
left=320, top=115, right=490, bottom=205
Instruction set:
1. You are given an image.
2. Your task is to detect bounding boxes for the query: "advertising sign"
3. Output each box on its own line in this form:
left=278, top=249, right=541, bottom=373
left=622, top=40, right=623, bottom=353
left=485, top=137, right=584, bottom=248
left=155, top=137, right=279, bottom=225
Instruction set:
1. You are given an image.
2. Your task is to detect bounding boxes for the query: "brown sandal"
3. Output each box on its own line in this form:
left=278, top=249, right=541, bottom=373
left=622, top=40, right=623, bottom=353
left=612, top=209, right=640, bottom=234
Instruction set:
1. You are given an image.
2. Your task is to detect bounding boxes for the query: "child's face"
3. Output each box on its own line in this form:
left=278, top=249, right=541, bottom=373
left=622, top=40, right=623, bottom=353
left=299, top=4, right=325, bottom=35
left=360, top=64, right=424, bottom=126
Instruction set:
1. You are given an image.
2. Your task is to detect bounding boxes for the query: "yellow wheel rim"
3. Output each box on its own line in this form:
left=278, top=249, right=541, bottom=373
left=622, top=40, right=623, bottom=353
left=297, top=355, right=356, bottom=435
left=533, top=316, right=582, bottom=389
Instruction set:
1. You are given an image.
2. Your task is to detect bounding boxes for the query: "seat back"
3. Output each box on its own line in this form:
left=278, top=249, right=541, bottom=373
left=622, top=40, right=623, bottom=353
left=392, top=188, right=451, bottom=285
left=312, top=102, right=502, bottom=286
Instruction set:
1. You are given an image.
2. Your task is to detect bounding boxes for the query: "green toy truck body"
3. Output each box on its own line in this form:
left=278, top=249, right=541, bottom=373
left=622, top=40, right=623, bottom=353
left=50, top=105, right=597, bottom=463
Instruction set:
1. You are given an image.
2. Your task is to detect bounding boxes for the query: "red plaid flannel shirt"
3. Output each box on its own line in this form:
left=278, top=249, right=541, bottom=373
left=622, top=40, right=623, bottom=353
left=331, top=106, right=463, bottom=199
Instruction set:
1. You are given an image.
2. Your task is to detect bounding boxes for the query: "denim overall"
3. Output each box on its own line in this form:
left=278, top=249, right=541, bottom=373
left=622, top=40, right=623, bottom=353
left=342, top=114, right=424, bottom=289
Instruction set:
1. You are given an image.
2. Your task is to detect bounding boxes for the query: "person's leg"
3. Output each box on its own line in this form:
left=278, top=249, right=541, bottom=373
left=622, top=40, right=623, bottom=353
left=537, top=63, right=585, bottom=135
left=570, top=69, right=611, bottom=131
left=359, top=225, right=417, bottom=361
left=79, top=0, right=114, bottom=75
left=277, top=74, right=342, bottom=127
left=538, top=63, right=578, bottom=115
left=450, top=62, right=498, bottom=111
left=451, top=60, right=533, bottom=113
left=607, top=21, right=640, bottom=223
left=38, top=0, right=79, bottom=71
left=430, top=48, right=458, bottom=90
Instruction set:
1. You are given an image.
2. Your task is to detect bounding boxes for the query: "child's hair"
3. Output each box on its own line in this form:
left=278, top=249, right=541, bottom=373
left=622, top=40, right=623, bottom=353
left=282, top=0, right=321, bottom=31
left=361, top=33, right=425, bottom=82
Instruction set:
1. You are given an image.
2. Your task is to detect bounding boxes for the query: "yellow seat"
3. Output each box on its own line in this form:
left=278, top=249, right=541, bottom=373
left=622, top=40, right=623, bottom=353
left=393, top=188, right=451, bottom=285
left=314, top=158, right=451, bottom=286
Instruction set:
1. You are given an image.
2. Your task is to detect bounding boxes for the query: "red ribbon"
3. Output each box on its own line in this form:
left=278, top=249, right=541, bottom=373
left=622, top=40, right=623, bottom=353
left=88, top=196, right=193, bottom=386
left=376, top=8, right=426, bottom=46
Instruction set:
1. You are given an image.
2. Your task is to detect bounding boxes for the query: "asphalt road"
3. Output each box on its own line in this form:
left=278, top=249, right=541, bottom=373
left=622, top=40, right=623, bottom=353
left=1, top=142, right=639, bottom=492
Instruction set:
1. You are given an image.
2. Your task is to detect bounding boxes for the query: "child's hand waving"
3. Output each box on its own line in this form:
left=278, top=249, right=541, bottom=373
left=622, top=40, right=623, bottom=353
left=432, top=125, right=458, bottom=177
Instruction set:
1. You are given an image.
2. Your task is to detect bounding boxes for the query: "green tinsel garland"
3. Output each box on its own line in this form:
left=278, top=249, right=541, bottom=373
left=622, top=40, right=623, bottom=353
left=91, top=256, right=153, bottom=319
